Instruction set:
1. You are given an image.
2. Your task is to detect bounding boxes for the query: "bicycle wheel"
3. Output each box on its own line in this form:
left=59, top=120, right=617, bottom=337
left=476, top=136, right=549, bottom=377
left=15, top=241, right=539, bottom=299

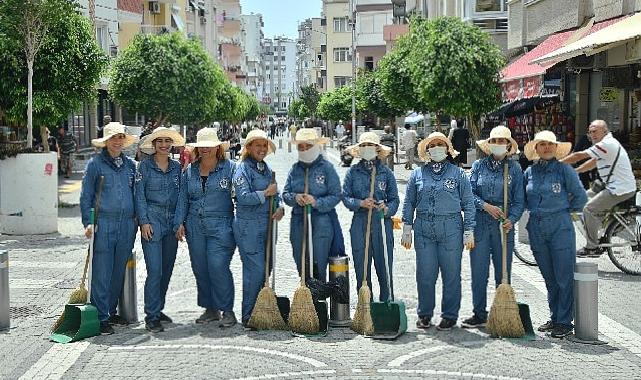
left=514, top=247, right=538, bottom=266
left=604, top=215, right=641, bottom=275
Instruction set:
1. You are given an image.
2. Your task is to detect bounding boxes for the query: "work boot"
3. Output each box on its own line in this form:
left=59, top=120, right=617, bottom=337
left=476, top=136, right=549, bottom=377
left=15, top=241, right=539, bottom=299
left=538, top=320, right=555, bottom=332
left=108, top=314, right=129, bottom=326
left=145, top=319, right=164, bottom=333
left=196, top=309, right=220, bottom=324
left=550, top=325, right=573, bottom=338
left=100, top=321, right=114, bottom=335
left=437, top=318, right=457, bottom=331
left=461, top=315, right=486, bottom=328
left=159, top=312, right=173, bottom=323
left=219, top=311, right=237, bottom=328
left=416, top=316, right=432, bottom=329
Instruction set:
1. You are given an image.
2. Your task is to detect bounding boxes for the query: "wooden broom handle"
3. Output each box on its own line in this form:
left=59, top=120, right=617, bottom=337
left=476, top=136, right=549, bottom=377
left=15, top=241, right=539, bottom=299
left=80, top=175, right=104, bottom=286
left=299, top=168, right=309, bottom=286
left=264, top=171, right=276, bottom=286
left=362, top=165, right=377, bottom=286
left=501, top=162, right=509, bottom=283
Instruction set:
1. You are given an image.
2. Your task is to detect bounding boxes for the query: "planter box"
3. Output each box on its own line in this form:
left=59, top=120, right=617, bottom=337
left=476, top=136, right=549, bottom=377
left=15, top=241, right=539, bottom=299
left=0, top=152, right=58, bottom=235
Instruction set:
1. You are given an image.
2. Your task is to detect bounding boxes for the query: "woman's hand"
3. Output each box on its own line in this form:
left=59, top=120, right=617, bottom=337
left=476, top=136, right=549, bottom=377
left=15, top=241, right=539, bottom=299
left=273, top=207, right=285, bottom=221
left=295, top=194, right=307, bottom=206
left=360, top=198, right=376, bottom=209
left=304, top=194, right=317, bottom=207
left=503, top=219, right=513, bottom=232
left=483, top=203, right=504, bottom=220
left=84, top=225, right=93, bottom=239
left=141, top=224, right=153, bottom=241
left=175, top=224, right=185, bottom=241
left=264, top=183, right=278, bottom=197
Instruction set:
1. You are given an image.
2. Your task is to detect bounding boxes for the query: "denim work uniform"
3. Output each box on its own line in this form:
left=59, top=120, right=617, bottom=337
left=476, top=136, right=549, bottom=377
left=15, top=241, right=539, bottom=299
left=524, top=159, right=587, bottom=328
left=233, top=157, right=280, bottom=323
left=174, top=160, right=236, bottom=316
left=343, top=159, right=399, bottom=301
left=468, top=157, right=525, bottom=320
left=135, top=156, right=181, bottom=323
left=402, top=162, right=475, bottom=322
left=283, top=155, right=342, bottom=282
left=80, top=149, right=137, bottom=322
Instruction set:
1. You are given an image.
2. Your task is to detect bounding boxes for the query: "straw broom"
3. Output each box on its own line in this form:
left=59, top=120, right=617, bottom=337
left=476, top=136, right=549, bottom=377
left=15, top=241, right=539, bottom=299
left=248, top=172, right=288, bottom=330
left=351, top=165, right=377, bottom=336
left=288, top=168, right=320, bottom=334
left=486, top=163, right=525, bottom=338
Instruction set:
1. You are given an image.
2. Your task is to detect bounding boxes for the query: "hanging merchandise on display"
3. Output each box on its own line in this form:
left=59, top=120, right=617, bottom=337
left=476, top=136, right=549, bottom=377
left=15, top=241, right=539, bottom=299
left=506, top=102, right=574, bottom=149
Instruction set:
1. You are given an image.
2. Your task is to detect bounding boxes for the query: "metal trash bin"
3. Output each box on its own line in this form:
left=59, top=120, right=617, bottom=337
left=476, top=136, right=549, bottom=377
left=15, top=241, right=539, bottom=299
left=328, top=256, right=351, bottom=327
left=118, top=252, right=138, bottom=323
left=0, top=250, right=9, bottom=331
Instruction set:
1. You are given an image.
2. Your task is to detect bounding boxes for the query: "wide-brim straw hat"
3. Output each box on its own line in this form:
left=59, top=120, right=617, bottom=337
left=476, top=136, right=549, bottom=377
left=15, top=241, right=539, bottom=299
left=241, top=128, right=276, bottom=155
left=346, top=131, right=391, bottom=159
left=476, top=125, right=519, bottom=156
left=91, top=122, right=138, bottom=148
left=524, top=130, right=572, bottom=160
left=417, top=132, right=459, bottom=162
left=140, top=127, right=185, bottom=150
left=187, top=127, right=229, bottom=150
left=291, top=128, right=330, bottom=145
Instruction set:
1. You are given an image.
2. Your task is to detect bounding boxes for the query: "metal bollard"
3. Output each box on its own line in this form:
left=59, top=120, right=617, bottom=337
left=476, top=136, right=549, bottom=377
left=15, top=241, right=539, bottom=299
left=570, top=262, right=606, bottom=344
left=118, top=252, right=138, bottom=323
left=330, top=139, right=334, bottom=149
left=0, top=251, right=9, bottom=331
left=279, top=138, right=283, bottom=149
left=288, top=141, right=292, bottom=153
left=328, top=256, right=351, bottom=327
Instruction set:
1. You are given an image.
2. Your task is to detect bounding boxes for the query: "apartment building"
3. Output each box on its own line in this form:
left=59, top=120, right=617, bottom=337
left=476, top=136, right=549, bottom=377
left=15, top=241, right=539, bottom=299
left=323, top=0, right=353, bottom=90
left=241, top=13, right=264, bottom=98
left=351, top=0, right=393, bottom=71
left=296, top=17, right=327, bottom=94
left=262, top=37, right=297, bottom=113
left=217, top=0, right=246, bottom=87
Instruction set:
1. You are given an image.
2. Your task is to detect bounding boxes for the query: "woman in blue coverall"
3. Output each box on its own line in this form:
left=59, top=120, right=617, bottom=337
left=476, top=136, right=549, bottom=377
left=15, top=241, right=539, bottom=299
left=135, top=127, right=185, bottom=333
left=462, top=126, right=525, bottom=328
left=523, top=131, right=587, bottom=338
left=401, top=132, right=476, bottom=331
left=343, top=132, right=399, bottom=301
left=233, top=129, right=284, bottom=326
left=283, top=128, right=341, bottom=282
left=80, top=122, right=138, bottom=335
left=174, top=128, right=238, bottom=328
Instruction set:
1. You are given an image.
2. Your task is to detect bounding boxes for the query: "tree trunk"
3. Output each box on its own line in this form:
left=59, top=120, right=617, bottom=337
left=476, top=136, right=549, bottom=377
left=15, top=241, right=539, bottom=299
left=27, top=58, right=33, bottom=148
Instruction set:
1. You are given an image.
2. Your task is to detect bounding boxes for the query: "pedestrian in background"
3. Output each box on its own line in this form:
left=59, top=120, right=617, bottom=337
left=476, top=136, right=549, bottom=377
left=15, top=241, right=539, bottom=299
left=402, top=124, right=418, bottom=170
left=135, top=127, right=185, bottom=333
left=401, top=132, right=475, bottom=331
left=379, top=125, right=396, bottom=171
left=283, top=128, right=341, bottom=282
left=448, top=120, right=470, bottom=168
left=174, top=128, right=238, bottom=327
left=524, top=131, right=587, bottom=338
left=79, top=122, right=138, bottom=335
left=343, top=132, right=399, bottom=301
left=58, top=126, right=77, bottom=178
left=462, top=126, right=524, bottom=328
left=233, top=129, right=284, bottom=326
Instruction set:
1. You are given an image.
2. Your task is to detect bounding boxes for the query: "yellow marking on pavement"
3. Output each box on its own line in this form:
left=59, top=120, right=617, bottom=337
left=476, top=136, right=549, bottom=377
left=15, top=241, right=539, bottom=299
left=58, top=180, right=82, bottom=194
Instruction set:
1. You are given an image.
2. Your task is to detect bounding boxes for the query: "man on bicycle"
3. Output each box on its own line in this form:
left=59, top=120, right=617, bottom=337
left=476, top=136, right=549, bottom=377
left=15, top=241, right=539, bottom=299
left=561, top=120, right=637, bottom=257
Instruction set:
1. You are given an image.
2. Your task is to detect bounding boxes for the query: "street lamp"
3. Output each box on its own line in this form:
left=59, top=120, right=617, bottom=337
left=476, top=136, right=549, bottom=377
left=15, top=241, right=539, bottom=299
left=349, top=6, right=357, bottom=144
left=391, top=0, right=406, bottom=22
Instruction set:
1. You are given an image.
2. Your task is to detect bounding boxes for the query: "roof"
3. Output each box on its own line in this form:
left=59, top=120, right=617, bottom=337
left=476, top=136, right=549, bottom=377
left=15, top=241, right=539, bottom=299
left=118, top=0, right=143, bottom=14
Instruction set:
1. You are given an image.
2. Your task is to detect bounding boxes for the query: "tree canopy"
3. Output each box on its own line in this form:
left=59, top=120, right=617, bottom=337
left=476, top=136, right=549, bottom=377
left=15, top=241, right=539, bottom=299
left=317, top=86, right=359, bottom=122
left=356, top=69, right=404, bottom=120
left=299, top=84, right=320, bottom=118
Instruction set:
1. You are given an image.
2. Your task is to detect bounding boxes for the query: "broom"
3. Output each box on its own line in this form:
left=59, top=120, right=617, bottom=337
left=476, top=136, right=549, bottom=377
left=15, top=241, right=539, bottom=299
left=51, top=175, right=104, bottom=332
left=288, top=168, right=320, bottom=334
left=351, top=164, right=377, bottom=336
left=486, top=163, right=525, bottom=338
left=248, top=172, right=288, bottom=330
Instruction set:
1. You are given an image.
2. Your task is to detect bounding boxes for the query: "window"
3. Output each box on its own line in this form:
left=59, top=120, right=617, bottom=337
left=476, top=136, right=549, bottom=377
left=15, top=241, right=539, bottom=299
left=333, top=17, right=350, bottom=33
left=475, top=0, right=506, bottom=12
left=334, top=76, right=350, bottom=88
left=333, top=48, right=351, bottom=62
left=364, top=56, right=374, bottom=71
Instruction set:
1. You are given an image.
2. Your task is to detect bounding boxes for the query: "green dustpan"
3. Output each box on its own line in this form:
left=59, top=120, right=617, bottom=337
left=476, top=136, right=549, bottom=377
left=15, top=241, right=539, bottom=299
left=50, top=304, right=100, bottom=343
left=370, top=211, right=407, bottom=340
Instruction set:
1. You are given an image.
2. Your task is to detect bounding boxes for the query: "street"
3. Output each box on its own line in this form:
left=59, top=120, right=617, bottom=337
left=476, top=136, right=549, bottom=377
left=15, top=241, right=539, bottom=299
left=2, top=142, right=641, bottom=380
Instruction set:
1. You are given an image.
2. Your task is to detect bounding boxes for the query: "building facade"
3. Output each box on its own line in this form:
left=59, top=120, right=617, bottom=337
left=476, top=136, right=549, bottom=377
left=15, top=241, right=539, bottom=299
left=351, top=0, right=393, bottom=71
left=296, top=18, right=327, bottom=94
left=261, top=37, right=297, bottom=113
left=323, top=0, right=353, bottom=90
left=241, top=13, right=264, bottom=97
left=217, top=0, right=246, bottom=87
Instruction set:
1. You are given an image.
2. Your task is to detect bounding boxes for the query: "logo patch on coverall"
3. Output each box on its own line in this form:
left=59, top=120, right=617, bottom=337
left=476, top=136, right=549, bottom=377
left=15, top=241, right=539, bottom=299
left=551, top=182, right=561, bottom=193
left=219, top=178, right=229, bottom=189
left=378, top=181, right=387, bottom=191
left=135, top=171, right=143, bottom=183
left=444, top=178, right=457, bottom=190
left=234, top=176, right=244, bottom=186
left=316, top=174, right=325, bottom=185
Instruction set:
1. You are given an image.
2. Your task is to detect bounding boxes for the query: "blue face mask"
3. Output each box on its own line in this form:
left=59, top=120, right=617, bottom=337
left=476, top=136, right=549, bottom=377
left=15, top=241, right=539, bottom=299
left=428, top=146, right=447, bottom=162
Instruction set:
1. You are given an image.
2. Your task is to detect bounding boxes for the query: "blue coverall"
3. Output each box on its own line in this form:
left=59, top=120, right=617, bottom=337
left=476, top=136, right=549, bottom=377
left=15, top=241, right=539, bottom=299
left=232, top=157, right=280, bottom=323
left=524, top=158, right=587, bottom=328
left=174, top=159, right=236, bottom=315
left=282, top=155, right=342, bottom=282
left=80, top=149, right=137, bottom=322
left=342, top=159, right=399, bottom=301
left=135, top=156, right=181, bottom=323
left=402, top=162, right=476, bottom=322
left=468, top=157, right=525, bottom=321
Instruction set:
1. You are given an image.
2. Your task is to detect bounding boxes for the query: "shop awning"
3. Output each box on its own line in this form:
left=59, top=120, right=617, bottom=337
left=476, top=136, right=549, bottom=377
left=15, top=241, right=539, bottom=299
left=533, top=13, right=640, bottom=64
left=489, top=95, right=560, bottom=119
left=501, top=32, right=575, bottom=83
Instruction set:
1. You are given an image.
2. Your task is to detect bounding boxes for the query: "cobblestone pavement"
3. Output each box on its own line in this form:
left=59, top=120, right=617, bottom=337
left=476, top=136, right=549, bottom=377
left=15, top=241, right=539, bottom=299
left=2, top=141, right=641, bottom=379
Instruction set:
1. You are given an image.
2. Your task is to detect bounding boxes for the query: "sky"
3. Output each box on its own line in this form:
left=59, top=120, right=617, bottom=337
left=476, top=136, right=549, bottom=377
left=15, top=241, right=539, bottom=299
left=240, top=0, right=323, bottom=39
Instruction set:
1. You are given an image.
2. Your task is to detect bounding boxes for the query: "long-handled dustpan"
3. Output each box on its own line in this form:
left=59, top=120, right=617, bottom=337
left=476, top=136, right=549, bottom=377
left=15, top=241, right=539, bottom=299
left=370, top=210, right=407, bottom=340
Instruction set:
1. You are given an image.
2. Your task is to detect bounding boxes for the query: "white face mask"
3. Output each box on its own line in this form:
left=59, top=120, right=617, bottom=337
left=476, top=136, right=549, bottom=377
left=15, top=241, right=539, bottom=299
left=489, top=143, right=508, bottom=157
left=428, top=146, right=447, bottom=162
left=359, top=146, right=378, bottom=161
left=298, top=144, right=320, bottom=163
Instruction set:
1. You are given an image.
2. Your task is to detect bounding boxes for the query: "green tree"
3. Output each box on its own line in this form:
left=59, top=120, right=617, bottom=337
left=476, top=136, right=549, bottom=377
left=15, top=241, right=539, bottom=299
left=376, top=34, right=422, bottom=115
left=0, top=0, right=107, bottom=148
left=288, top=99, right=302, bottom=119
left=299, top=84, right=321, bottom=118
left=317, top=86, right=358, bottom=122
left=356, top=69, right=404, bottom=121
left=109, top=32, right=227, bottom=127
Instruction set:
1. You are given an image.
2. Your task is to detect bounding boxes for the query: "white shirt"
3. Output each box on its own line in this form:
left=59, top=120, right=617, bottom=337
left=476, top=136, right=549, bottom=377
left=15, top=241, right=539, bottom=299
left=335, top=124, right=345, bottom=134
left=584, top=133, right=636, bottom=195
left=402, top=129, right=418, bottom=150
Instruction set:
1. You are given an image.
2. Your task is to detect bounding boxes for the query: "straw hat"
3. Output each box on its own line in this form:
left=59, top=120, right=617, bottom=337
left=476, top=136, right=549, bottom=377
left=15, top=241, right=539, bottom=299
left=187, top=128, right=229, bottom=150
left=241, top=129, right=276, bottom=155
left=524, top=130, right=572, bottom=161
left=91, top=122, right=138, bottom=148
left=346, top=131, right=391, bottom=159
left=140, top=127, right=185, bottom=150
left=476, top=125, right=519, bottom=156
left=417, top=132, right=459, bottom=162
left=291, top=128, right=329, bottom=145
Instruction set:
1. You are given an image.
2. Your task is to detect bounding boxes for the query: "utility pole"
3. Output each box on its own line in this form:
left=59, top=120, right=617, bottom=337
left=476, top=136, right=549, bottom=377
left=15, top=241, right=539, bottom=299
left=350, top=2, right=357, bottom=144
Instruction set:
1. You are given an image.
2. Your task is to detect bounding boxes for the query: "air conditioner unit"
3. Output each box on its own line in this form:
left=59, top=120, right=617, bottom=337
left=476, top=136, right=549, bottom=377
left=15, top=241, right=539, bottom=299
left=149, top=1, right=160, bottom=14
left=200, top=16, right=207, bottom=24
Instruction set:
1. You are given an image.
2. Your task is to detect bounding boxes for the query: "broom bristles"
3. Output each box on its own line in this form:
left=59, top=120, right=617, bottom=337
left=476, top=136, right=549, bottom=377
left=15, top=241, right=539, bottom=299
left=288, top=286, right=319, bottom=334
left=248, top=286, right=288, bottom=330
left=351, top=285, right=374, bottom=335
left=486, top=283, right=525, bottom=338
left=50, top=286, right=88, bottom=332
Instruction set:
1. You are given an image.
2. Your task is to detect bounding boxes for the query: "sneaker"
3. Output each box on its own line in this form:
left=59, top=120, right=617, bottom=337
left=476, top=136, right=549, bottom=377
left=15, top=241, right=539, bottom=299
left=100, top=321, right=114, bottom=335
left=577, top=247, right=603, bottom=258
left=461, top=315, right=486, bottom=328
left=145, top=319, right=164, bottom=333
left=538, top=320, right=555, bottom=332
left=219, top=311, right=237, bottom=328
left=550, top=325, right=573, bottom=338
left=108, top=314, right=129, bottom=326
left=159, top=312, right=173, bottom=323
left=437, top=318, right=457, bottom=331
left=195, top=309, right=220, bottom=324
left=416, top=316, right=432, bottom=329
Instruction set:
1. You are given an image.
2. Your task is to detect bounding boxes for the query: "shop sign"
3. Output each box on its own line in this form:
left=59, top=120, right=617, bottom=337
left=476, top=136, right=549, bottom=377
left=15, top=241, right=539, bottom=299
left=502, top=80, right=521, bottom=102
left=501, top=76, right=543, bottom=101
left=600, top=87, right=619, bottom=102
left=523, top=76, right=542, bottom=98
left=542, top=78, right=562, bottom=97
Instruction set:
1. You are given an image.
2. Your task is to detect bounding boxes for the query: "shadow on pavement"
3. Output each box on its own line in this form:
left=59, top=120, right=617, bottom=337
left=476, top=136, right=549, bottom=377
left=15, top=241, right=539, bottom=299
left=598, top=270, right=641, bottom=283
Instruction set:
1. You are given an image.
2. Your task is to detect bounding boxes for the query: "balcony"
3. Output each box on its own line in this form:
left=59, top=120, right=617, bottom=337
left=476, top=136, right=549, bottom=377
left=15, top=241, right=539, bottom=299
left=140, top=25, right=177, bottom=34
left=383, top=23, right=408, bottom=43
left=472, top=18, right=508, bottom=32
